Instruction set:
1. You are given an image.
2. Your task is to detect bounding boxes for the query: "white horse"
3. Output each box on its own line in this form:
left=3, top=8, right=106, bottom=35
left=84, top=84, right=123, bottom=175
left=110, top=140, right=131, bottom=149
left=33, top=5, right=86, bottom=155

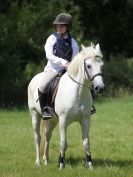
left=28, top=43, right=104, bottom=169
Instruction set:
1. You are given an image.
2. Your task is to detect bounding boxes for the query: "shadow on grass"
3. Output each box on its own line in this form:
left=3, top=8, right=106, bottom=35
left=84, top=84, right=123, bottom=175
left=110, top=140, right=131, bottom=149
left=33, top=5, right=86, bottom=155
left=66, top=157, right=83, bottom=166
left=65, top=156, right=133, bottom=168
left=93, top=158, right=133, bottom=168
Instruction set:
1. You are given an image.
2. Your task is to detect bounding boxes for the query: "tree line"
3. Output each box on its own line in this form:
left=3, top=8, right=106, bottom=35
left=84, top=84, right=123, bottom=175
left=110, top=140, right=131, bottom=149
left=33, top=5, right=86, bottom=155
left=0, top=0, right=133, bottom=107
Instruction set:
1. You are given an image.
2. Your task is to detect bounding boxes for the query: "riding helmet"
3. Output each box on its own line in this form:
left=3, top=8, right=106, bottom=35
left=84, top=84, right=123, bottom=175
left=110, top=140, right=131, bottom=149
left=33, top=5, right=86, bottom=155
left=53, top=13, right=72, bottom=26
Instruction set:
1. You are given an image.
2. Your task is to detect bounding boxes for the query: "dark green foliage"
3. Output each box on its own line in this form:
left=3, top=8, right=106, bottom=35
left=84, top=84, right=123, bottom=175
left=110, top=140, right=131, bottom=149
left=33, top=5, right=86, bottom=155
left=0, top=0, right=133, bottom=106
left=104, top=56, right=133, bottom=96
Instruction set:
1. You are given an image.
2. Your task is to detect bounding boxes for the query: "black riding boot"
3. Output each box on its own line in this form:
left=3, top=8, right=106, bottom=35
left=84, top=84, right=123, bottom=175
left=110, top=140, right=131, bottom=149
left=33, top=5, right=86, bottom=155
left=38, top=89, right=55, bottom=119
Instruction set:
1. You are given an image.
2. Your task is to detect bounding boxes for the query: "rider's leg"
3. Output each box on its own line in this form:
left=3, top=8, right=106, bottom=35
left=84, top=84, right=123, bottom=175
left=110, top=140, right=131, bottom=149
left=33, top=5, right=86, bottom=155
left=38, top=70, right=57, bottom=119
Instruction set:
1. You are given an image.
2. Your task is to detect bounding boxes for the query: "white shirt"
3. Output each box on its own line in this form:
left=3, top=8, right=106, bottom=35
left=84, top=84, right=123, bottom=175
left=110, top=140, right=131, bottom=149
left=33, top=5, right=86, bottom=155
left=44, top=33, right=79, bottom=73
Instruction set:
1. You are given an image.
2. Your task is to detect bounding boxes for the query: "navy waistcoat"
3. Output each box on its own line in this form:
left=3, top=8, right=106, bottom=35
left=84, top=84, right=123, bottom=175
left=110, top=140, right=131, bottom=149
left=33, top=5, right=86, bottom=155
left=53, top=32, right=73, bottom=62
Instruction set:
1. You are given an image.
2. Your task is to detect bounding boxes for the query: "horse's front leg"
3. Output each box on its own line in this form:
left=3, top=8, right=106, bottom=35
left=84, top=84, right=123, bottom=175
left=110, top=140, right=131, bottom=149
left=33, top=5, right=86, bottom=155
left=58, top=118, right=68, bottom=169
left=80, top=118, right=93, bottom=169
left=31, top=110, right=41, bottom=166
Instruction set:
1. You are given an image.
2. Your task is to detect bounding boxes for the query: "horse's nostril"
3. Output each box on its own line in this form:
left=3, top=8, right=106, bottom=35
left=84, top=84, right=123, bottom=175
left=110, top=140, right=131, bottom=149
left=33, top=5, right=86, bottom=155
left=95, top=86, right=104, bottom=93
left=95, top=86, right=100, bottom=91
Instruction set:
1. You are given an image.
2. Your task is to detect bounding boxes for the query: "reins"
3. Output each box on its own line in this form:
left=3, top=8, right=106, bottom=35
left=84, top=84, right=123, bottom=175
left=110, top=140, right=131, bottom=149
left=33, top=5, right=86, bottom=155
left=68, top=73, right=90, bottom=88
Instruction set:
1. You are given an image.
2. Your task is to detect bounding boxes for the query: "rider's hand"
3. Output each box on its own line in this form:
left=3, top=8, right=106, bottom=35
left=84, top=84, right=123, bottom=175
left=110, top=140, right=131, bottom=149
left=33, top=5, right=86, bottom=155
left=64, top=62, right=70, bottom=69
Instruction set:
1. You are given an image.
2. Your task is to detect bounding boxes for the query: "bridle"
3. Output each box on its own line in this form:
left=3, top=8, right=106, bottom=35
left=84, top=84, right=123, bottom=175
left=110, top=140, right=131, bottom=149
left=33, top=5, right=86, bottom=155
left=84, top=59, right=103, bottom=82
left=68, top=58, right=103, bottom=88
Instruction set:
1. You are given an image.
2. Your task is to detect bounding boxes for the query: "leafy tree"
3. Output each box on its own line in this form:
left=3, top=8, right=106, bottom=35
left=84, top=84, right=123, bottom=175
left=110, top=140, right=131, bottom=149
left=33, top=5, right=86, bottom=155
left=0, top=0, right=133, bottom=106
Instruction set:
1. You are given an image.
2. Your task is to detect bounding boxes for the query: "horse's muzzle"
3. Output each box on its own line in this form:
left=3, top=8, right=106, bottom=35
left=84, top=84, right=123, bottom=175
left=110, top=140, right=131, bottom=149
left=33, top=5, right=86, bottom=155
left=94, top=85, right=105, bottom=94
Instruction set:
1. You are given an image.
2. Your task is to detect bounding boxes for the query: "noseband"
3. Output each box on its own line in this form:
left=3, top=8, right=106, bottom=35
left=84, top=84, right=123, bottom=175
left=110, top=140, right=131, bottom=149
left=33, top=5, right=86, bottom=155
left=90, top=73, right=103, bottom=82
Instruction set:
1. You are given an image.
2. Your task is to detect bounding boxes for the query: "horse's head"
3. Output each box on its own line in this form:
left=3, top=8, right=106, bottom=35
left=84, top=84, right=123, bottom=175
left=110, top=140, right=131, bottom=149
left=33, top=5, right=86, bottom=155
left=81, top=43, right=105, bottom=94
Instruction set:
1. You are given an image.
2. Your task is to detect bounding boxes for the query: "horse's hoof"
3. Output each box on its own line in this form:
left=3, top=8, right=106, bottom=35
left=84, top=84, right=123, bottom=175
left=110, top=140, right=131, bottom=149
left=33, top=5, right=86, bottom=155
left=58, top=163, right=65, bottom=169
left=83, top=161, right=93, bottom=170
left=88, top=162, right=93, bottom=170
left=43, top=156, right=48, bottom=165
left=44, top=160, right=48, bottom=165
left=35, top=160, right=41, bottom=166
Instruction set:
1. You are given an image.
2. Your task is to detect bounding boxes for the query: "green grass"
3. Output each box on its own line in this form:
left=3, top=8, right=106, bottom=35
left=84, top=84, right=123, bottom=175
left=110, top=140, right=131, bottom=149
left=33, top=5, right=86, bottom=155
left=0, top=95, right=133, bottom=177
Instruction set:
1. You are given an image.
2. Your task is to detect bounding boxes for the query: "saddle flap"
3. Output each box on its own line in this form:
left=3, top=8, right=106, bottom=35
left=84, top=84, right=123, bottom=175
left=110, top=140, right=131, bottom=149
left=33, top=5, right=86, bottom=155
left=47, top=76, right=61, bottom=108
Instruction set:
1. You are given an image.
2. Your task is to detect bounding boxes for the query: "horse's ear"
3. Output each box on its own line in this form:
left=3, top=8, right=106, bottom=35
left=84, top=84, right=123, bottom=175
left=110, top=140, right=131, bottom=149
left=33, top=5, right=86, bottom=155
left=91, top=42, right=94, bottom=47
left=95, top=43, right=101, bottom=52
left=81, top=44, right=86, bottom=51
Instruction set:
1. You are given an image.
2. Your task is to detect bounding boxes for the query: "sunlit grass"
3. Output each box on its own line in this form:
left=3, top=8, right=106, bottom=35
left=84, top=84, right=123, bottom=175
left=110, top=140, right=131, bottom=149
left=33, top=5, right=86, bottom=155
left=0, top=95, right=133, bottom=177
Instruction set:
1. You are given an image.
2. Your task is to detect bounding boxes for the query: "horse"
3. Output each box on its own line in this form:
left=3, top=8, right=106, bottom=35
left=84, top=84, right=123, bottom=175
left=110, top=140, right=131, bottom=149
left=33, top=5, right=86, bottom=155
left=28, top=43, right=105, bottom=169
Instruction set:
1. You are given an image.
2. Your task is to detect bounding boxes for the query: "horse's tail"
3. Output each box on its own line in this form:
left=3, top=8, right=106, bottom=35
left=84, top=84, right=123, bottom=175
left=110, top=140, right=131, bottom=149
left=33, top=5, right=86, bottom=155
left=40, top=120, right=47, bottom=155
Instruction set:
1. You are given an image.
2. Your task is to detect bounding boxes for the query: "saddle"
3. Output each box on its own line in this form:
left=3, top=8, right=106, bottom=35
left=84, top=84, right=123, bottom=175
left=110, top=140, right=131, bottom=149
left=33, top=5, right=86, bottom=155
left=46, top=70, right=66, bottom=110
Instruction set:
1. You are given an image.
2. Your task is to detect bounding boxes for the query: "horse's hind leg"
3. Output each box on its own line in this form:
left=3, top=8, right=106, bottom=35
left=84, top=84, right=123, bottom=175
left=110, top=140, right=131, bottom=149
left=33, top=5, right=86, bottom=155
left=58, top=118, right=68, bottom=169
left=30, top=109, right=41, bottom=165
left=41, top=120, right=57, bottom=165
left=80, top=118, right=93, bottom=169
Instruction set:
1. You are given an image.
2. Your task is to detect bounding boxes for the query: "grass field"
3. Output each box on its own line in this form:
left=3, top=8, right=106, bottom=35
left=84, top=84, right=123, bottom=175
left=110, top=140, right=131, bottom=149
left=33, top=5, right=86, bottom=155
left=0, top=95, right=133, bottom=177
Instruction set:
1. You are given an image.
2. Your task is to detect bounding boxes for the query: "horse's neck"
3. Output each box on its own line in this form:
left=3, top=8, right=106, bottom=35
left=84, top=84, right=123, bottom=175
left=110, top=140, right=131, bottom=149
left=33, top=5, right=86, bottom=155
left=69, top=65, right=86, bottom=85
left=66, top=68, right=89, bottom=96
left=63, top=58, right=90, bottom=97
left=75, top=72, right=85, bottom=84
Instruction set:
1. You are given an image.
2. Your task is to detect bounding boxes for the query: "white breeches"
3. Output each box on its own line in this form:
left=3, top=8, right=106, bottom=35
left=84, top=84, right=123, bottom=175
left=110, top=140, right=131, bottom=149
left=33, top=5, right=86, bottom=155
left=39, top=70, right=57, bottom=93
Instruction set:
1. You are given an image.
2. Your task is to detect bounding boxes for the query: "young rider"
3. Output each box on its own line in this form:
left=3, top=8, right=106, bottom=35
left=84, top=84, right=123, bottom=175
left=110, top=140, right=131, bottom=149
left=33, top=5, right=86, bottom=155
left=38, top=13, right=79, bottom=119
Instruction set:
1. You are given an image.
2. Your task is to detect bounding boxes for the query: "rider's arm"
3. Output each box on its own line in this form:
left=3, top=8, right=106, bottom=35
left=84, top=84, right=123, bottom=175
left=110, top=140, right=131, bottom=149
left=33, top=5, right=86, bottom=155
left=44, top=34, right=68, bottom=67
left=63, top=38, right=79, bottom=69
left=71, top=38, right=79, bottom=59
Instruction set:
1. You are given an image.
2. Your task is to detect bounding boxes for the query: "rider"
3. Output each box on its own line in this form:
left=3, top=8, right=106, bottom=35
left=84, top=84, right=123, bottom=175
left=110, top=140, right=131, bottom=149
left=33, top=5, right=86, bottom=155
left=38, top=13, right=79, bottom=119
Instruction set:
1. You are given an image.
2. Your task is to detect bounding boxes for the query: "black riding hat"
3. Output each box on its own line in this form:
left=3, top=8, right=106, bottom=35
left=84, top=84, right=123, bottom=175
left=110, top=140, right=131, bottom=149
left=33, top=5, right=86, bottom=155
left=53, top=13, right=72, bottom=25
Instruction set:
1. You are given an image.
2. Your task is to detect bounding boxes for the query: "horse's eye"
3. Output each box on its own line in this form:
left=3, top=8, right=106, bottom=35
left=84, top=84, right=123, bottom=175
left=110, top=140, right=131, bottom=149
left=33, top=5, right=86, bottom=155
left=87, top=65, right=91, bottom=69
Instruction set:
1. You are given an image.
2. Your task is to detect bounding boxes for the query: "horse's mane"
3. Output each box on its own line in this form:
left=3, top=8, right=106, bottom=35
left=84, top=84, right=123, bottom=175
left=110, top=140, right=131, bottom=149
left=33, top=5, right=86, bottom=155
left=67, top=44, right=102, bottom=77
left=67, top=52, right=83, bottom=77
